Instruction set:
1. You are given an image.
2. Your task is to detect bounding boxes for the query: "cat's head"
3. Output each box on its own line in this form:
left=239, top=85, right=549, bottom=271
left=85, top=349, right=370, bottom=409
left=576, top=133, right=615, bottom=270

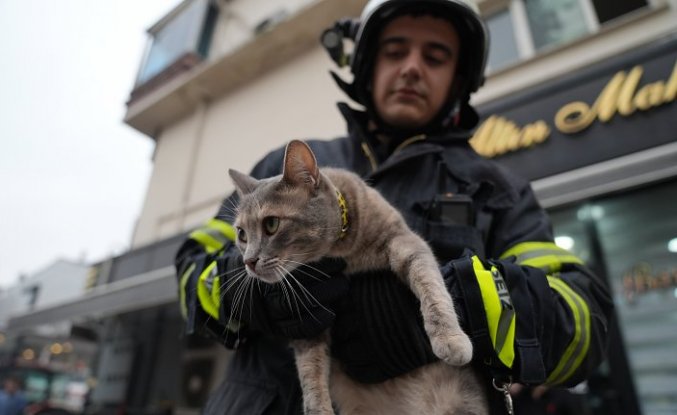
left=228, top=140, right=343, bottom=283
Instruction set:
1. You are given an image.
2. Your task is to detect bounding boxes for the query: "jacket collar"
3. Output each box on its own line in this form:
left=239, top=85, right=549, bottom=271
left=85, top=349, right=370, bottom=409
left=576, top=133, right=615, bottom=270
left=337, top=102, right=519, bottom=209
left=337, top=102, right=475, bottom=148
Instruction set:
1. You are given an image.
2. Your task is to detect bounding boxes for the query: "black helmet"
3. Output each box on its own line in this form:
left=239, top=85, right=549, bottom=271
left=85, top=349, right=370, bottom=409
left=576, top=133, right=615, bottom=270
left=321, top=0, right=489, bottom=134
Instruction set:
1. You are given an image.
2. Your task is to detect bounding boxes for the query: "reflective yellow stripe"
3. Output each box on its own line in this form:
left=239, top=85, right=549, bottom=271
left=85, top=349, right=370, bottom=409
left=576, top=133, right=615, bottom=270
left=190, top=219, right=237, bottom=253
left=197, top=261, right=219, bottom=319
left=545, top=276, right=591, bottom=385
left=500, top=241, right=584, bottom=273
left=189, top=230, right=223, bottom=253
left=472, top=256, right=516, bottom=368
left=179, top=263, right=196, bottom=320
left=211, top=274, right=221, bottom=312
left=207, top=218, right=236, bottom=242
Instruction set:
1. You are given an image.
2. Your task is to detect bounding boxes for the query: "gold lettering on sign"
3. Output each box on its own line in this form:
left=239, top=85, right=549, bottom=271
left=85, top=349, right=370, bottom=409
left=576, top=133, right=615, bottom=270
left=555, top=60, right=677, bottom=134
left=634, top=81, right=665, bottom=110
left=470, top=115, right=551, bottom=158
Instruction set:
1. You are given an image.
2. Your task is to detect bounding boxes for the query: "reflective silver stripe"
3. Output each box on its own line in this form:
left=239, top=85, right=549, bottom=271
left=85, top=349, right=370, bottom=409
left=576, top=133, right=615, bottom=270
left=203, top=227, right=231, bottom=248
left=494, top=306, right=515, bottom=357
left=513, top=247, right=563, bottom=262
left=513, top=250, right=583, bottom=274
left=190, top=227, right=231, bottom=253
left=203, top=263, right=218, bottom=292
left=500, top=242, right=584, bottom=271
left=491, top=269, right=515, bottom=357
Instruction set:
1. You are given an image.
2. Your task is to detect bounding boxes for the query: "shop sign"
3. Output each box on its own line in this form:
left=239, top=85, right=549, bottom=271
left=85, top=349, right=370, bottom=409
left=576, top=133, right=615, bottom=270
left=472, top=39, right=677, bottom=181
left=471, top=59, right=677, bottom=159
left=555, top=62, right=677, bottom=134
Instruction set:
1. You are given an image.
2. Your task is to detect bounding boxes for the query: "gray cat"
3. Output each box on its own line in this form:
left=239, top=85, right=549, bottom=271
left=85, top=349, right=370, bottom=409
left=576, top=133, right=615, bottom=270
left=227, top=140, right=488, bottom=415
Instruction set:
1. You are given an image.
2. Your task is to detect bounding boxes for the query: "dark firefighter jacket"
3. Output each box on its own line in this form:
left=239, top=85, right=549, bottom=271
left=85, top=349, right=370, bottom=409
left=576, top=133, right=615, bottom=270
left=175, top=103, right=613, bottom=415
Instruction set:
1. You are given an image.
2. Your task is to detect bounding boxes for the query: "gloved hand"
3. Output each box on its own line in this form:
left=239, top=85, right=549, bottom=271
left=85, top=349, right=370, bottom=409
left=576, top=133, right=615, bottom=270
left=215, top=251, right=349, bottom=340
left=262, top=257, right=349, bottom=339
left=330, top=262, right=470, bottom=384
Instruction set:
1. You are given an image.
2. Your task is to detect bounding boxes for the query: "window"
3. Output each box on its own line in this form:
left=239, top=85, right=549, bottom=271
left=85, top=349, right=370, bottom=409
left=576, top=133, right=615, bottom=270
left=485, top=9, right=520, bottom=71
left=135, top=0, right=218, bottom=87
left=592, top=0, right=649, bottom=24
left=24, top=285, right=40, bottom=308
left=524, top=0, right=590, bottom=51
left=482, top=0, right=650, bottom=72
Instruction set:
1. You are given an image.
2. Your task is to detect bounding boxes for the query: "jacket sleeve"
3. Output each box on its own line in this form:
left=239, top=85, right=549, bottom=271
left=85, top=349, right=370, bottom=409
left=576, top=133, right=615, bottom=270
left=174, top=150, right=284, bottom=348
left=459, top=179, right=614, bottom=387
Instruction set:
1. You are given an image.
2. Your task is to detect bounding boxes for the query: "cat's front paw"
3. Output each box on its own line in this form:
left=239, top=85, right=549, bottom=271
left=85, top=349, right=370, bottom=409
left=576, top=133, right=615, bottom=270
left=430, top=331, right=473, bottom=366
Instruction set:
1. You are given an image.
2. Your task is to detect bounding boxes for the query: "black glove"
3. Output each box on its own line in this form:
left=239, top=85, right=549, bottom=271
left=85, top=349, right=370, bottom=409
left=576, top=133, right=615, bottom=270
left=330, top=264, right=469, bottom=384
left=263, top=257, right=349, bottom=339
left=218, top=252, right=349, bottom=340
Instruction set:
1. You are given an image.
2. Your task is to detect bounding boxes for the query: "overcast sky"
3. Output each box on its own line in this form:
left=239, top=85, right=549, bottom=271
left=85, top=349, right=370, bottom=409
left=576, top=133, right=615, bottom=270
left=0, top=1, right=181, bottom=288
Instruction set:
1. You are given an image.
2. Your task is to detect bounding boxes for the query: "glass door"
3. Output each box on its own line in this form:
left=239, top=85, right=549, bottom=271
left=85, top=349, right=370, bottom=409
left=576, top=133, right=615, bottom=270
left=549, top=179, right=677, bottom=415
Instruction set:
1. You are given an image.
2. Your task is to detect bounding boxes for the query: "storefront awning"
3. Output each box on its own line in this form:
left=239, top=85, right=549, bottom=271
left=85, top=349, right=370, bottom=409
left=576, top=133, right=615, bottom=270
left=6, top=266, right=177, bottom=332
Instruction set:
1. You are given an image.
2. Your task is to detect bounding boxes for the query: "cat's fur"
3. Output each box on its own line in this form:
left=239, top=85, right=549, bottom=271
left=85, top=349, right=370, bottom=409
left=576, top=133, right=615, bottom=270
left=228, top=140, right=488, bottom=415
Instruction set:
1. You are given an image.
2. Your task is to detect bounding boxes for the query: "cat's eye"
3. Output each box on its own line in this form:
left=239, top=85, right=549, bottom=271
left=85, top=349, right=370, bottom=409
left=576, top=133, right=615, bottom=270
left=236, top=227, right=247, bottom=243
left=263, top=216, right=279, bottom=235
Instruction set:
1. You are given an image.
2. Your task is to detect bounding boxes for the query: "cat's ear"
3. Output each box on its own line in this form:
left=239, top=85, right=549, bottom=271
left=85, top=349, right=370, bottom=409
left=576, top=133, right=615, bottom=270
left=282, top=140, right=320, bottom=189
left=228, top=169, right=260, bottom=196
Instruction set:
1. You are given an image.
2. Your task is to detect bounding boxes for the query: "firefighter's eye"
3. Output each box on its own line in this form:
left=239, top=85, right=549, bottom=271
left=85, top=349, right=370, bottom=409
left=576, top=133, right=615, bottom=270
left=236, top=227, right=247, bottom=243
left=263, top=217, right=279, bottom=235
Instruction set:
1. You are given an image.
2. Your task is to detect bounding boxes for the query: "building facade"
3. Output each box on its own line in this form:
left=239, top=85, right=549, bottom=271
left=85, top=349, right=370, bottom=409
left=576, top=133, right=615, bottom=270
left=6, top=1, right=677, bottom=414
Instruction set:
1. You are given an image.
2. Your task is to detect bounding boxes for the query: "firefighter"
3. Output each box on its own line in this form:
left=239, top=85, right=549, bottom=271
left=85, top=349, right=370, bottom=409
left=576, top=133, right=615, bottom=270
left=175, top=0, right=613, bottom=413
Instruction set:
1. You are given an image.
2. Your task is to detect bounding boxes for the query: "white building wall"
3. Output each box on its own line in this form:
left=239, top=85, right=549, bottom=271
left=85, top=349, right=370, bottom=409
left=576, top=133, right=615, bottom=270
left=0, top=260, right=88, bottom=324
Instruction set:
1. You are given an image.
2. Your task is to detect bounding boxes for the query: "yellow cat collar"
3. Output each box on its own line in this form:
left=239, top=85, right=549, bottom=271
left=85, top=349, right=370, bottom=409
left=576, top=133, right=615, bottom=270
left=335, top=188, right=349, bottom=238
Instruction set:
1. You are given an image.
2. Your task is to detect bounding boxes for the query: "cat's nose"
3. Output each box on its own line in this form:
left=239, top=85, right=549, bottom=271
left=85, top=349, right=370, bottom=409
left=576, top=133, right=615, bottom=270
left=245, top=257, right=259, bottom=271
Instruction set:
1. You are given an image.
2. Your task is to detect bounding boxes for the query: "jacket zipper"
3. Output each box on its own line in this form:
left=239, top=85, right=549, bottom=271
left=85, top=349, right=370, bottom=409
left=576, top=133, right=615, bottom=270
left=361, top=134, right=428, bottom=173
left=360, top=142, right=379, bottom=172
left=393, top=134, right=427, bottom=154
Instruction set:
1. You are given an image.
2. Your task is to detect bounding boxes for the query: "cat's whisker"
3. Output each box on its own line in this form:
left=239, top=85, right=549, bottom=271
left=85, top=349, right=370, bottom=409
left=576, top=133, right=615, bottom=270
left=288, top=251, right=316, bottom=258
left=275, top=267, right=302, bottom=322
left=216, top=207, right=238, bottom=220
left=230, top=274, right=252, bottom=325
left=247, top=278, right=260, bottom=324
left=276, top=267, right=326, bottom=323
left=236, top=278, right=253, bottom=327
left=220, top=271, right=249, bottom=295
left=216, top=265, right=248, bottom=279
left=200, top=315, right=213, bottom=332
left=218, top=198, right=240, bottom=219
left=283, top=260, right=332, bottom=280
left=228, top=280, right=244, bottom=322
left=285, top=272, right=335, bottom=320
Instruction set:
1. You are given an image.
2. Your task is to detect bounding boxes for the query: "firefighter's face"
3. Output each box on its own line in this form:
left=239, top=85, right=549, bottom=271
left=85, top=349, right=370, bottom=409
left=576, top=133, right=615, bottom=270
left=372, top=14, right=459, bottom=129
